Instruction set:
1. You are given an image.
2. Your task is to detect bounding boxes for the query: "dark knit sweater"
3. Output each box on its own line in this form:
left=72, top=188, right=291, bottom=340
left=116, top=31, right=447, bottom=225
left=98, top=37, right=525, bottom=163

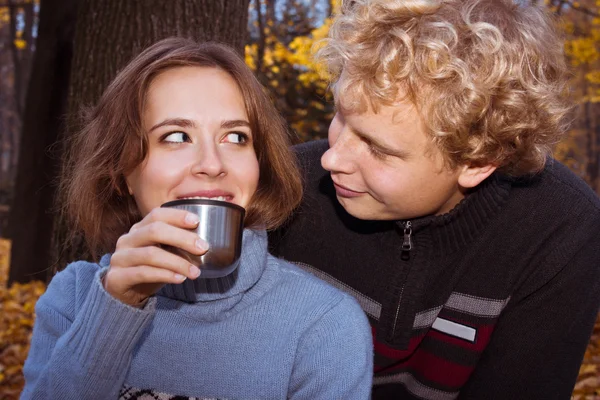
left=268, top=139, right=600, bottom=400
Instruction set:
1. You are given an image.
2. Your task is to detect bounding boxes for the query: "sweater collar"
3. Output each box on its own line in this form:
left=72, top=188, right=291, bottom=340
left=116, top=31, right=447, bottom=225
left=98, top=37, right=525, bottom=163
left=381, top=173, right=512, bottom=349
left=399, top=172, right=512, bottom=255
left=157, top=229, right=268, bottom=303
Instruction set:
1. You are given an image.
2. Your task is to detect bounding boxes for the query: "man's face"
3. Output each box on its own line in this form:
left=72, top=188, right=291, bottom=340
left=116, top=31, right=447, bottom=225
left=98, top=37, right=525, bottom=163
left=321, top=93, right=466, bottom=221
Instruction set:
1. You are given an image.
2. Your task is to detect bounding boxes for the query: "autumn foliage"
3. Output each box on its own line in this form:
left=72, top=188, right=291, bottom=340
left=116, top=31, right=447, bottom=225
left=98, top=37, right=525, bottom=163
left=0, top=239, right=44, bottom=398
left=0, top=1, right=600, bottom=399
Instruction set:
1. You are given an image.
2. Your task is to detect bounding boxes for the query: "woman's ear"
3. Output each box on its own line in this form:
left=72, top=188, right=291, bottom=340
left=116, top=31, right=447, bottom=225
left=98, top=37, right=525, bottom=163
left=123, top=173, right=135, bottom=196
left=457, top=164, right=497, bottom=189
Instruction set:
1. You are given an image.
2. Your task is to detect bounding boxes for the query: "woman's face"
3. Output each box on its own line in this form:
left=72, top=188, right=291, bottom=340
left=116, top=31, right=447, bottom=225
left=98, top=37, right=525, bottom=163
left=126, top=66, right=260, bottom=216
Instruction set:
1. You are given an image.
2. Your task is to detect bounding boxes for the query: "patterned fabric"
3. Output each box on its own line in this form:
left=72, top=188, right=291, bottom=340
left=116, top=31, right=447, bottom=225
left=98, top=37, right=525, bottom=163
left=119, top=385, right=224, bottom=400
left=21, top=227, right=373, bottom=399
left=295, top=263, right=509, bottom=399
left=269, top=139, right=600, bottom=399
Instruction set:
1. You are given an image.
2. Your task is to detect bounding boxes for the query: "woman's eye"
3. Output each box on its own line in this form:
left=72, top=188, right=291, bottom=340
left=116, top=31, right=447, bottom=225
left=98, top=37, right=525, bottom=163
left=224, top=132, right=248, bottom=144
left=162, top=132, right=189, bottom=143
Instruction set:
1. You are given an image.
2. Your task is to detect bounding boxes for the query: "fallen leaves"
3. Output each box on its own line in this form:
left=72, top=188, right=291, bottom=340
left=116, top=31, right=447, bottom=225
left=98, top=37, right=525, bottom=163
left=0, top=237, right=599, bottom=399
left=0, top=238, right=46, bottom=399
left=574, top=316, right=600, bottom=399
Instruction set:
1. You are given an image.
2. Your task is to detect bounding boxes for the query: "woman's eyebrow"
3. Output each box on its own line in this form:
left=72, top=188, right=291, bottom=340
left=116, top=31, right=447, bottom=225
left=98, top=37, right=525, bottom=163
left=149, top=118, right=196, bottom=132
left=221, top=119, right=250, bottom=129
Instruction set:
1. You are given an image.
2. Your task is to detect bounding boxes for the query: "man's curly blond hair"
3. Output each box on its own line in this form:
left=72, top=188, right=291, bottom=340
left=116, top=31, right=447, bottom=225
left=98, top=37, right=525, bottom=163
left=317, top=0, right=573, bottom=175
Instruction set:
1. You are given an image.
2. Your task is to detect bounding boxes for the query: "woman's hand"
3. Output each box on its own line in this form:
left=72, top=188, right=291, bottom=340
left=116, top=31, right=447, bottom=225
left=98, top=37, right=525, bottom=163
left=103, top=207, right=208, bottom=307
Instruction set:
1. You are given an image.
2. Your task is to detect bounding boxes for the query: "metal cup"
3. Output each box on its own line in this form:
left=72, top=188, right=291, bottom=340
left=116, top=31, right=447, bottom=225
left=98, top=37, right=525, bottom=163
left=161, top=199, right=245, bottom=279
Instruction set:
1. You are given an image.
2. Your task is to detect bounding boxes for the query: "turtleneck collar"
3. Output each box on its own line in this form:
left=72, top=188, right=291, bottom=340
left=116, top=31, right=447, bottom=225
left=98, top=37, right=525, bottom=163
left=157, top=229, right=268, bottom=303
left=100, top=229, right=268, bottom=303
left=100, top=229, right=271, bottom=322
left=396, top=172, right=512, bottom=255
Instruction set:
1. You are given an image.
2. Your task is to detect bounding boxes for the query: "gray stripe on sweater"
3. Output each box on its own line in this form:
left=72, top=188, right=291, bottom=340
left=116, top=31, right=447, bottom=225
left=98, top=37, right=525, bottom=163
left=374, top=372, right=459, bottom=400
left=292, top=262, right=382, bottom=320
left=445, top=293, right=510, bottom=317
left=413, top=306, right=443, bottom=329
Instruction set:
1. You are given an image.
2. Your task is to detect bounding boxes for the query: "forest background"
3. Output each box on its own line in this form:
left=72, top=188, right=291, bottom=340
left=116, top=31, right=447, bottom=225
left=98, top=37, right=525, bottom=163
left=0, top=0, right=600, bottom=398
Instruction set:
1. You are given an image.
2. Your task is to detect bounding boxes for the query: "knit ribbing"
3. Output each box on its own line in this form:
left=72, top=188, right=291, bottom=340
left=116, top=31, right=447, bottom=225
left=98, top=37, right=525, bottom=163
left=22, top=228, right=373, bottom=400
left=271, top=139, right=600, bottom=399
left=65, top=270, right=155, bottom=380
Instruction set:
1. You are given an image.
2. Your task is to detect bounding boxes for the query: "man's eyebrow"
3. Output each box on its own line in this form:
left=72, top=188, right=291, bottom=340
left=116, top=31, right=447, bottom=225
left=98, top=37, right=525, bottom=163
left=149, top=118, right=196, bottom=132
left=351, top=127, right=410, bottom=159
left=221, top=119, right=251, bottom=129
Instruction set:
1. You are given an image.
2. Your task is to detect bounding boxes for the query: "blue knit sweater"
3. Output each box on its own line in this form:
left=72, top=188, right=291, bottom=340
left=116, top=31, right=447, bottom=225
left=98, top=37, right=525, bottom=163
left=21, top=229, right=373, bottom=399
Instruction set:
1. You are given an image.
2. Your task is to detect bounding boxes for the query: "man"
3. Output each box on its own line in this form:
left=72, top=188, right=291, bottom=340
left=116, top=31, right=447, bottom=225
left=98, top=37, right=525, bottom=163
left=268, top=0, right=600, bottom=398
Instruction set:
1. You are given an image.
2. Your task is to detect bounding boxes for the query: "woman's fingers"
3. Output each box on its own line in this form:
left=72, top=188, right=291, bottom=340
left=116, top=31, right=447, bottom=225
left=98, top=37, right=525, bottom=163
left=118, top=220, right=208, bottom=256
left=110, top=246, right=201, bottom=280
left=111, top=264, right=188, bottom=286
left=104, top=207, right=209, bottom=306
left=104, top=265, right=188, bottom=305
left=130, top=207, right=199, bottom=231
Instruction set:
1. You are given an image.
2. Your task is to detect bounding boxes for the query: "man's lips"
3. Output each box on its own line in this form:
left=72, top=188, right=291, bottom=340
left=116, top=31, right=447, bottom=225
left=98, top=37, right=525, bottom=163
left=332, top=181, right=364, bottom=198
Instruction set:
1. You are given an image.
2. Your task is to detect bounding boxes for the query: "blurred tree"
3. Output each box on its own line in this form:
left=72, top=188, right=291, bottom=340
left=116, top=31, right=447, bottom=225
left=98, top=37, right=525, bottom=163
left=0, top=0, right=38, bottom=235
left=547, top=0, right=600, bottom=192
left=246, top=0, right=336, bottom=142
left=7, top=0, right=77, bottom=285
left=8, top=0, right=251, bottom=283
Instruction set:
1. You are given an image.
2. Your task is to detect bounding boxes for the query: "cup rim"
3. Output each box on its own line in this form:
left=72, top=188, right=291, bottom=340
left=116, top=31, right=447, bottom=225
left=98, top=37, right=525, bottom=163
left=161, top=198, right=245, bottom=213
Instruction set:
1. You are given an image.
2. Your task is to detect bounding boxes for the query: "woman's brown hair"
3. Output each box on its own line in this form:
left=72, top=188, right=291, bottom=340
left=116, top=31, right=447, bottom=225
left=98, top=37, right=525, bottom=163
left=59, top=37, right=302, bottom=259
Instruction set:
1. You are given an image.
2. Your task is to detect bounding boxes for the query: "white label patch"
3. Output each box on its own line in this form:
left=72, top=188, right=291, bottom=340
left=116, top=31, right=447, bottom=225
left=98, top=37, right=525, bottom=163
left=432, top=317, right=477, bottom=342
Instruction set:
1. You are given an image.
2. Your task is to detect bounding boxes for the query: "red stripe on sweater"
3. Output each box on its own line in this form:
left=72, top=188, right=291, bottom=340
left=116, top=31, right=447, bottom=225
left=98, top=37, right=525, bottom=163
left=373, top=330, right=426, bottom=360
left=386, top=348, right=475, bottom=388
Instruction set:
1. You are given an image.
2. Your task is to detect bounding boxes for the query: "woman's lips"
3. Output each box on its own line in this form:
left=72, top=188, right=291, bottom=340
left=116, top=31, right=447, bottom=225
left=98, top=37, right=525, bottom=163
left=177, top=190, right=234, bottom=202
left=332, top=182, right=364, bottom=198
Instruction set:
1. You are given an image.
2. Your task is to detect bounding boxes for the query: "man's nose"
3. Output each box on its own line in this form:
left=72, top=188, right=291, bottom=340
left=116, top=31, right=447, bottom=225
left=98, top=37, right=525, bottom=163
left=321, top=128, right=355, bottom=174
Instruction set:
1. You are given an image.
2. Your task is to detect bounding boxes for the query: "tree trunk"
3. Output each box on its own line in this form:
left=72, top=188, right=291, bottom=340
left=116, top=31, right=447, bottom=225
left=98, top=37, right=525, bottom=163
left=67, top=0, right=250, bottom=111
left=51, top=0, right=251, bottom=274
left=7, top=0, right=79, bottom=284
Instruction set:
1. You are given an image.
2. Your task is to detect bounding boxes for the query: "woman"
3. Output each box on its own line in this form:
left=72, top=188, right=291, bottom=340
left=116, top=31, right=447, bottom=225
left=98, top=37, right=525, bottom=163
left=21, top=38, right=372, bottom=400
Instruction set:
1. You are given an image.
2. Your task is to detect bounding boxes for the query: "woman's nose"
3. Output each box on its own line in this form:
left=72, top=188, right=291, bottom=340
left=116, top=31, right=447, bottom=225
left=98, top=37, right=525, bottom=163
left=191, top=144, right=226, bottom=178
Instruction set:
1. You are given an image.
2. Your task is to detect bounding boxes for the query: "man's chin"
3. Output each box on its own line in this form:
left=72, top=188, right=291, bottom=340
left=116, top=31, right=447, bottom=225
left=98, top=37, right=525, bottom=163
left=336, top=196, right=396, bottom=221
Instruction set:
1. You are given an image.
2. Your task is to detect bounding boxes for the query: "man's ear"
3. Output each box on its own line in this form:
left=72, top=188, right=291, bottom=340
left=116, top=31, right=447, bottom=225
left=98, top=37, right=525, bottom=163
left=457, top=164, right=497, bottom=189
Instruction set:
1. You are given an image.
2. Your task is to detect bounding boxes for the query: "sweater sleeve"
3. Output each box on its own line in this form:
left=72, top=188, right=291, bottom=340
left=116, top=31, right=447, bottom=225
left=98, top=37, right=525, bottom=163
left=459, top=232, right=600, bottom=399
left=288, top=295, right=373, bottom=400
left=21, top=263, right=156, bottom=400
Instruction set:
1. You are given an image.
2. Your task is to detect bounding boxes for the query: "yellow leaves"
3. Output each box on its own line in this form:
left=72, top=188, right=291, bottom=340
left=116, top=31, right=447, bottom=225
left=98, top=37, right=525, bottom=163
left=560, top=20, right=575, bottom=34
left=0, top=239, right=46, bottom=398
left=331, top=0, right=342, bottom=14
left=0, top=239, right=10, bottom=288
left=0, top=280, right=46, bottom=397
left=586, top=71, right=600, bottom=85
left=555, top=129, right=587, bottom=179
left=580, top=364, right=598, bottom=375
left=13, top=39, right=27, bottom=50
left=566, top=37, right=599, bottom=66
left=573, top=311, right=600, bottom=398
left=245, top=44, right=257, bottom=70
left=0, top=7, right=10, bottom=24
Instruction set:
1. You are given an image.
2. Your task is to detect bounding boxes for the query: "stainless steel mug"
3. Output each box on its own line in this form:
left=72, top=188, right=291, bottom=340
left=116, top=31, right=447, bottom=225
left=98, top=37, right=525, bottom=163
left=161, top=199, right=245, bottom=279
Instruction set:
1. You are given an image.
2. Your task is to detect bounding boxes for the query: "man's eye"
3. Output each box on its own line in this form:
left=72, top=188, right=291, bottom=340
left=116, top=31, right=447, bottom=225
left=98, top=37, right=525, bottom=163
left=224, top=132, right=248, bottom=144
left=162, top=132, right=189, bottom=143
left=368, top=145, right=388, bottom=159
